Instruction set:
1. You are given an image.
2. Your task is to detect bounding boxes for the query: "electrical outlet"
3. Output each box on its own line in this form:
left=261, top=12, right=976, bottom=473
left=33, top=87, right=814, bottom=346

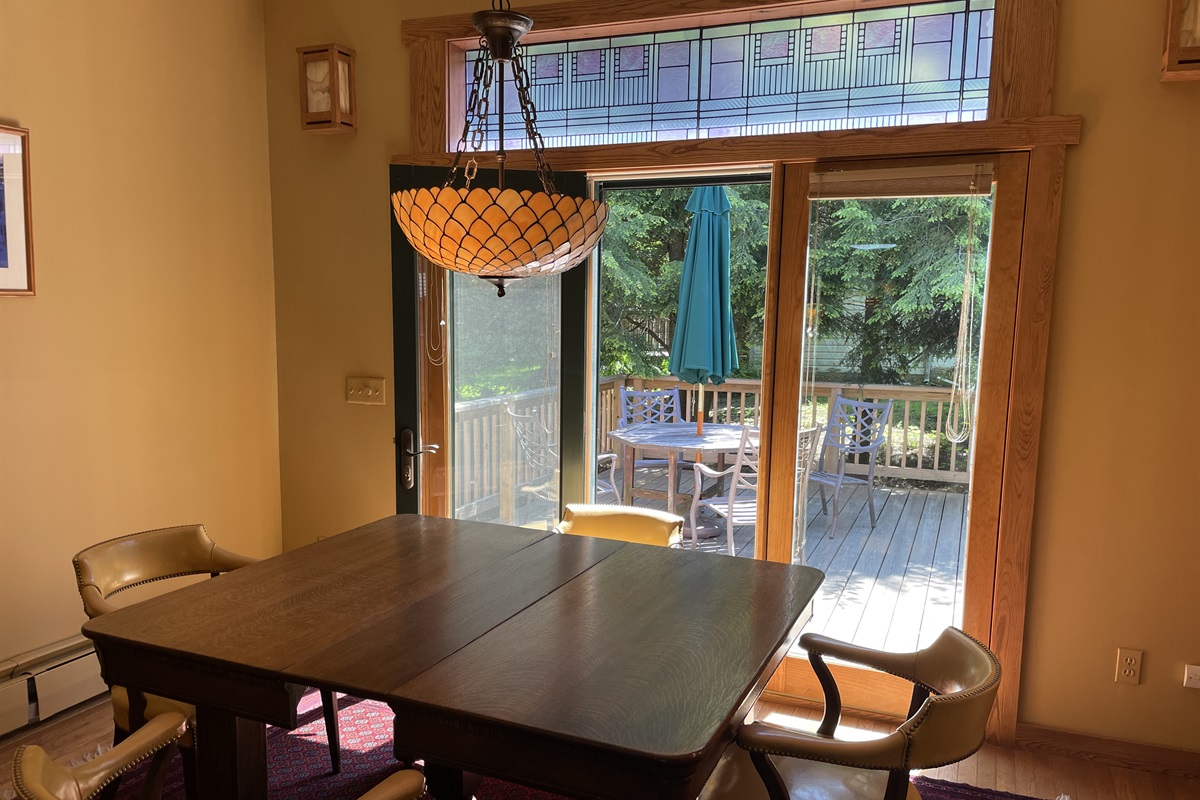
left=346, top=376, right=386, bottom=406
left=1115, top=647, right=1142, bottom=685
left=1185, top=665, right=1200, bottom=689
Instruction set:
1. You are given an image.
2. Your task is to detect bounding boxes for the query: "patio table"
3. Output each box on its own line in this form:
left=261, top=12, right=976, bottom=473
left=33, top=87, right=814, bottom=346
left=607, top=422, right=747, bottom=521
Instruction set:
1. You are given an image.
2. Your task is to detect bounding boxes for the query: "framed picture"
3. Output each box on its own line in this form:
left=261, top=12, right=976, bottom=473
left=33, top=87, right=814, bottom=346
left=0, top=125, right=34, bottom=296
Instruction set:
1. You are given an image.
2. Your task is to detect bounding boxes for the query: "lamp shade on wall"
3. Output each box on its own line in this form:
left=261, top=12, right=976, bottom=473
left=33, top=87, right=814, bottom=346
left=296, top=44, right=356, bottom=132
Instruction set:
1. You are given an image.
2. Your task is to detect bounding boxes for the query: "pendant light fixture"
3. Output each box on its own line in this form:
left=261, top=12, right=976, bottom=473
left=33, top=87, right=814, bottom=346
left=392, top=0, right=608, bottom=297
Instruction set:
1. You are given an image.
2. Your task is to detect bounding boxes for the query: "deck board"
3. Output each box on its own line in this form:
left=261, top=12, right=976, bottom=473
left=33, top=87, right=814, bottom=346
left=501, top=465, right=970, bottom=653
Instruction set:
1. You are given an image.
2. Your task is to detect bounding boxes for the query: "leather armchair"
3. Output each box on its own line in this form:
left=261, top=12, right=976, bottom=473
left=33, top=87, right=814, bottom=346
left=556, top=504, right=685, bottom=547
left=699, top=627, right=1001, bottom=800
left=12, top=711, right=187, bottom=800
left=72, top=524, right=342, bottom=797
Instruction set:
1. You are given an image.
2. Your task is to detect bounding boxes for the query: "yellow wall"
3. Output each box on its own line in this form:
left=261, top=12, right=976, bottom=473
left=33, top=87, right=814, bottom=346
left=1021, top=0, right=1200, bottom=750
left=262, top=0, right=433, bottom=550
left=0, top=0, right=282, bottom=659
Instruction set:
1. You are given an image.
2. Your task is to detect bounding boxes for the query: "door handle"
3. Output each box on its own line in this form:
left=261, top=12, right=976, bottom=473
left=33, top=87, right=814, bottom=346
left=399, top=428, right=439, bottom=490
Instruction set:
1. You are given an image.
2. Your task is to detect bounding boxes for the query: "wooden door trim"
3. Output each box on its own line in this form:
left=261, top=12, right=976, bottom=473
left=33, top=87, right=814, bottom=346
left=754, top=162, right=789, bottom=563
left=761, top=163, right=813, bottom=569
left=988, top=144, right=1066, bottom=746
left=959, top=152, right=1028, bottom=642
left=394, top=116, right=1082, bottom=171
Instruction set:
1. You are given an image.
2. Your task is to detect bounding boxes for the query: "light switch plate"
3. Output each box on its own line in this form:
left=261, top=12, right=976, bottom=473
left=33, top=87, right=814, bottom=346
left=346, top=376, right=386, bottom=406
left=1185, top=664, right=1200, bottom=689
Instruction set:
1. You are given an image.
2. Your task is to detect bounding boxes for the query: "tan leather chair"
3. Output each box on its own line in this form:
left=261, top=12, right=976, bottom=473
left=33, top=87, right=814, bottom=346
left=11, top=709, right=425, bottom=800
left=699, top=627, right=1001, bottom=800
left=12, top=711, right=187, bottom=800
left=72, top=524, right=343, bottom=794
left=555, top=504, right=685, bottom=547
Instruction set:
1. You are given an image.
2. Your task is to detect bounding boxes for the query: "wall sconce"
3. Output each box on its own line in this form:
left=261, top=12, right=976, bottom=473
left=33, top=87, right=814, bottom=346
left=296, top=43, right=357, bottom=132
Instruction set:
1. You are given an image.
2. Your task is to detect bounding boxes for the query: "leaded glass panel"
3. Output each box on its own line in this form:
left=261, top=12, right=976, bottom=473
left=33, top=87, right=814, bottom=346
left=467, top=0, right=994, bottom=149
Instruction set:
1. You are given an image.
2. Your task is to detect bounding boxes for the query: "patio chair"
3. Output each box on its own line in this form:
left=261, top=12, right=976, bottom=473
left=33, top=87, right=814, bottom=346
left=808, top=396, right=893, bottom=538
left=556, top=503, right=684, bottom=547
left=505, top=405, right=621, bottom=506
left=618, top=387, right=700, bottom=493
left=11, top=709, right=427, bottom=800
left=698, top=627, right=1001, bottom=800
left=687, top=425, right=811, bottom=556
left=72, top=524, right=344, bottom=798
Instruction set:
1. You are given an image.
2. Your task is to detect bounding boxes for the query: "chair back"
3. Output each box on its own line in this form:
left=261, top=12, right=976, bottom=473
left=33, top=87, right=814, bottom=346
left=901, top=627, right=1002, bottom=768
left=822, top=396, right=893, bottom=464
left=796, top=424, right=823, bottom=479
left=12, top=712, right=187, bottom=800
left=73, top=524, right=255, bottom=618
left=556, top=504, right=684, bottom=547
left=724, top=427, right=761, bottom=504
left=505, top=404, right=559, bottom=474
left=619, top=387, right=682, bottom=427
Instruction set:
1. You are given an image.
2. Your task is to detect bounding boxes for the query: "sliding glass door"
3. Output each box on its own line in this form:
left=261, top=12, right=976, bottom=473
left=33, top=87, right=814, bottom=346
left=762, top=155, right=1029, bottom=712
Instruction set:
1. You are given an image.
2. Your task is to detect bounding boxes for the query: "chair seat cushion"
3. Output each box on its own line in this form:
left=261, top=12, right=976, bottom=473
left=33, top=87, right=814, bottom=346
left=699, top=744, right=920, bottom=800
left=556, top=504, right=684, bottom=547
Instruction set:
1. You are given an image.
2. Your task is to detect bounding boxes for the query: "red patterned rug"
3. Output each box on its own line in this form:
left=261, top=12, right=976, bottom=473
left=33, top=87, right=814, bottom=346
left=110, top=694, right=1048, bottom=799
left=913, top=778, right=1053, bottom=800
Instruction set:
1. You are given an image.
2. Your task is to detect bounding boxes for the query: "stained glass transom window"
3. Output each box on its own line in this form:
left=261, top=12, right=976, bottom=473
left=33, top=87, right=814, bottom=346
left=463, top=0, right=994, bottom=150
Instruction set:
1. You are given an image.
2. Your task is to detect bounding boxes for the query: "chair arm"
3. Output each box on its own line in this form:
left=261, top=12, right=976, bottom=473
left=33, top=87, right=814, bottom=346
left=69, top=712, right=188, bottom=797
left=737, top=721, right=907, bottom=771
left=597, top=452, right=619, bottom=469
left=693, top=462, right=736, bottom=480
left=801, top=632, right=920, bottom=682
left=78, top=584, right=119, bottom=618
left=356, top=769, right=427, bottom=800
left=210, top=544, right=258, bottom=573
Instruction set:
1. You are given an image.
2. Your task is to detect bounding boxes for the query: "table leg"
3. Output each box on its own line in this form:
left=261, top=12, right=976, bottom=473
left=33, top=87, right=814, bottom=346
left=426, top=762, right=475, bottom=800
left=622, top=444, right=635, bottom=504
left=667, top=451, right=678, bottom=514
left=194, top=705, right=267, bottom=799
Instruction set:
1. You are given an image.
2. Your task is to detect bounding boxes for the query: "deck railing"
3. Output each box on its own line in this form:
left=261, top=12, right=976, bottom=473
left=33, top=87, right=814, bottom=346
left=454, top=376, right=971, bottom=520
left=597, top=376, right=970, bottom=484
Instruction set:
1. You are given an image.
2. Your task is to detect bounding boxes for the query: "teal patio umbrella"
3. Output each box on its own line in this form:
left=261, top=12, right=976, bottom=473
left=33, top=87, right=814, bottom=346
left=669, top=186, right=738, bottom=435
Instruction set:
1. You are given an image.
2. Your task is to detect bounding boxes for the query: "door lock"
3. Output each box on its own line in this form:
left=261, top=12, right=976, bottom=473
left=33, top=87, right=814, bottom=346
left=399, top=428, right=439, bottom=490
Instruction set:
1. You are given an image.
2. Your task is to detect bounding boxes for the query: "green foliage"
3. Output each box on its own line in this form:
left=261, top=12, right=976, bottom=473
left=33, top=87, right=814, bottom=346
left=810, top=195, right=991, bottom=384
left=598, top=183, right=771, bottom=378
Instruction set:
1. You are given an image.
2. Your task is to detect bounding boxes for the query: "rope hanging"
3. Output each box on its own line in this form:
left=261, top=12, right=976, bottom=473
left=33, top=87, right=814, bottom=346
left=944, top=167, right=984, bottom=444
left=803, top=173, right=824, bottom=430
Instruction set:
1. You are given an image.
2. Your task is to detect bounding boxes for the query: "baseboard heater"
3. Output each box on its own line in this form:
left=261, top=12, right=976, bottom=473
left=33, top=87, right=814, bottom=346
left=0, top=635, right=108, bottom=735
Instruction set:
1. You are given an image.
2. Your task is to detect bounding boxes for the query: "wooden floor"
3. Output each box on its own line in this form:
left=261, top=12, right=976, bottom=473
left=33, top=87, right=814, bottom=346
left=605, top=467, right=968, bottom=654
left=753, top=699, right=1200, bottom=800
left=3, top=694, right=1195, bottom=800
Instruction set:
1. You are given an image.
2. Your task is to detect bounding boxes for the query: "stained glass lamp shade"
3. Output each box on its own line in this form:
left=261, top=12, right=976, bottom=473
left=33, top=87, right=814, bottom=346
left=391, top=2, right=608, bottom=296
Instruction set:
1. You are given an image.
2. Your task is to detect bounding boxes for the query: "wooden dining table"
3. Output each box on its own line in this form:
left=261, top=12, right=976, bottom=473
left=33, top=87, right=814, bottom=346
left=82, top=514, right=822, bottom=800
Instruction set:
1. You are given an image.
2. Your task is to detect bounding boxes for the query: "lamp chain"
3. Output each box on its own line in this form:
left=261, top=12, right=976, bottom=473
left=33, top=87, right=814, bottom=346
left=445, top=51, right=492, bottom=188
left=510, top=47, right=557, bottom=195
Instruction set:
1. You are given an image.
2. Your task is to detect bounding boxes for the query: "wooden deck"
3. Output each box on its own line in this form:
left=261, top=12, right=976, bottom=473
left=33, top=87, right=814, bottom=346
left=604, top=465, right=969, bottom=654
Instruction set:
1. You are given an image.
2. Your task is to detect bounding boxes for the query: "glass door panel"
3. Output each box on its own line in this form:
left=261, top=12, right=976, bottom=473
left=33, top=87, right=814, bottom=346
left=592, top=175, right=773, bottom=556
left=795, top=164, right=995, bottom=654
left=763, top=155, right=1028, bottom=713
left=449, top=273, right=562, bottom=529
